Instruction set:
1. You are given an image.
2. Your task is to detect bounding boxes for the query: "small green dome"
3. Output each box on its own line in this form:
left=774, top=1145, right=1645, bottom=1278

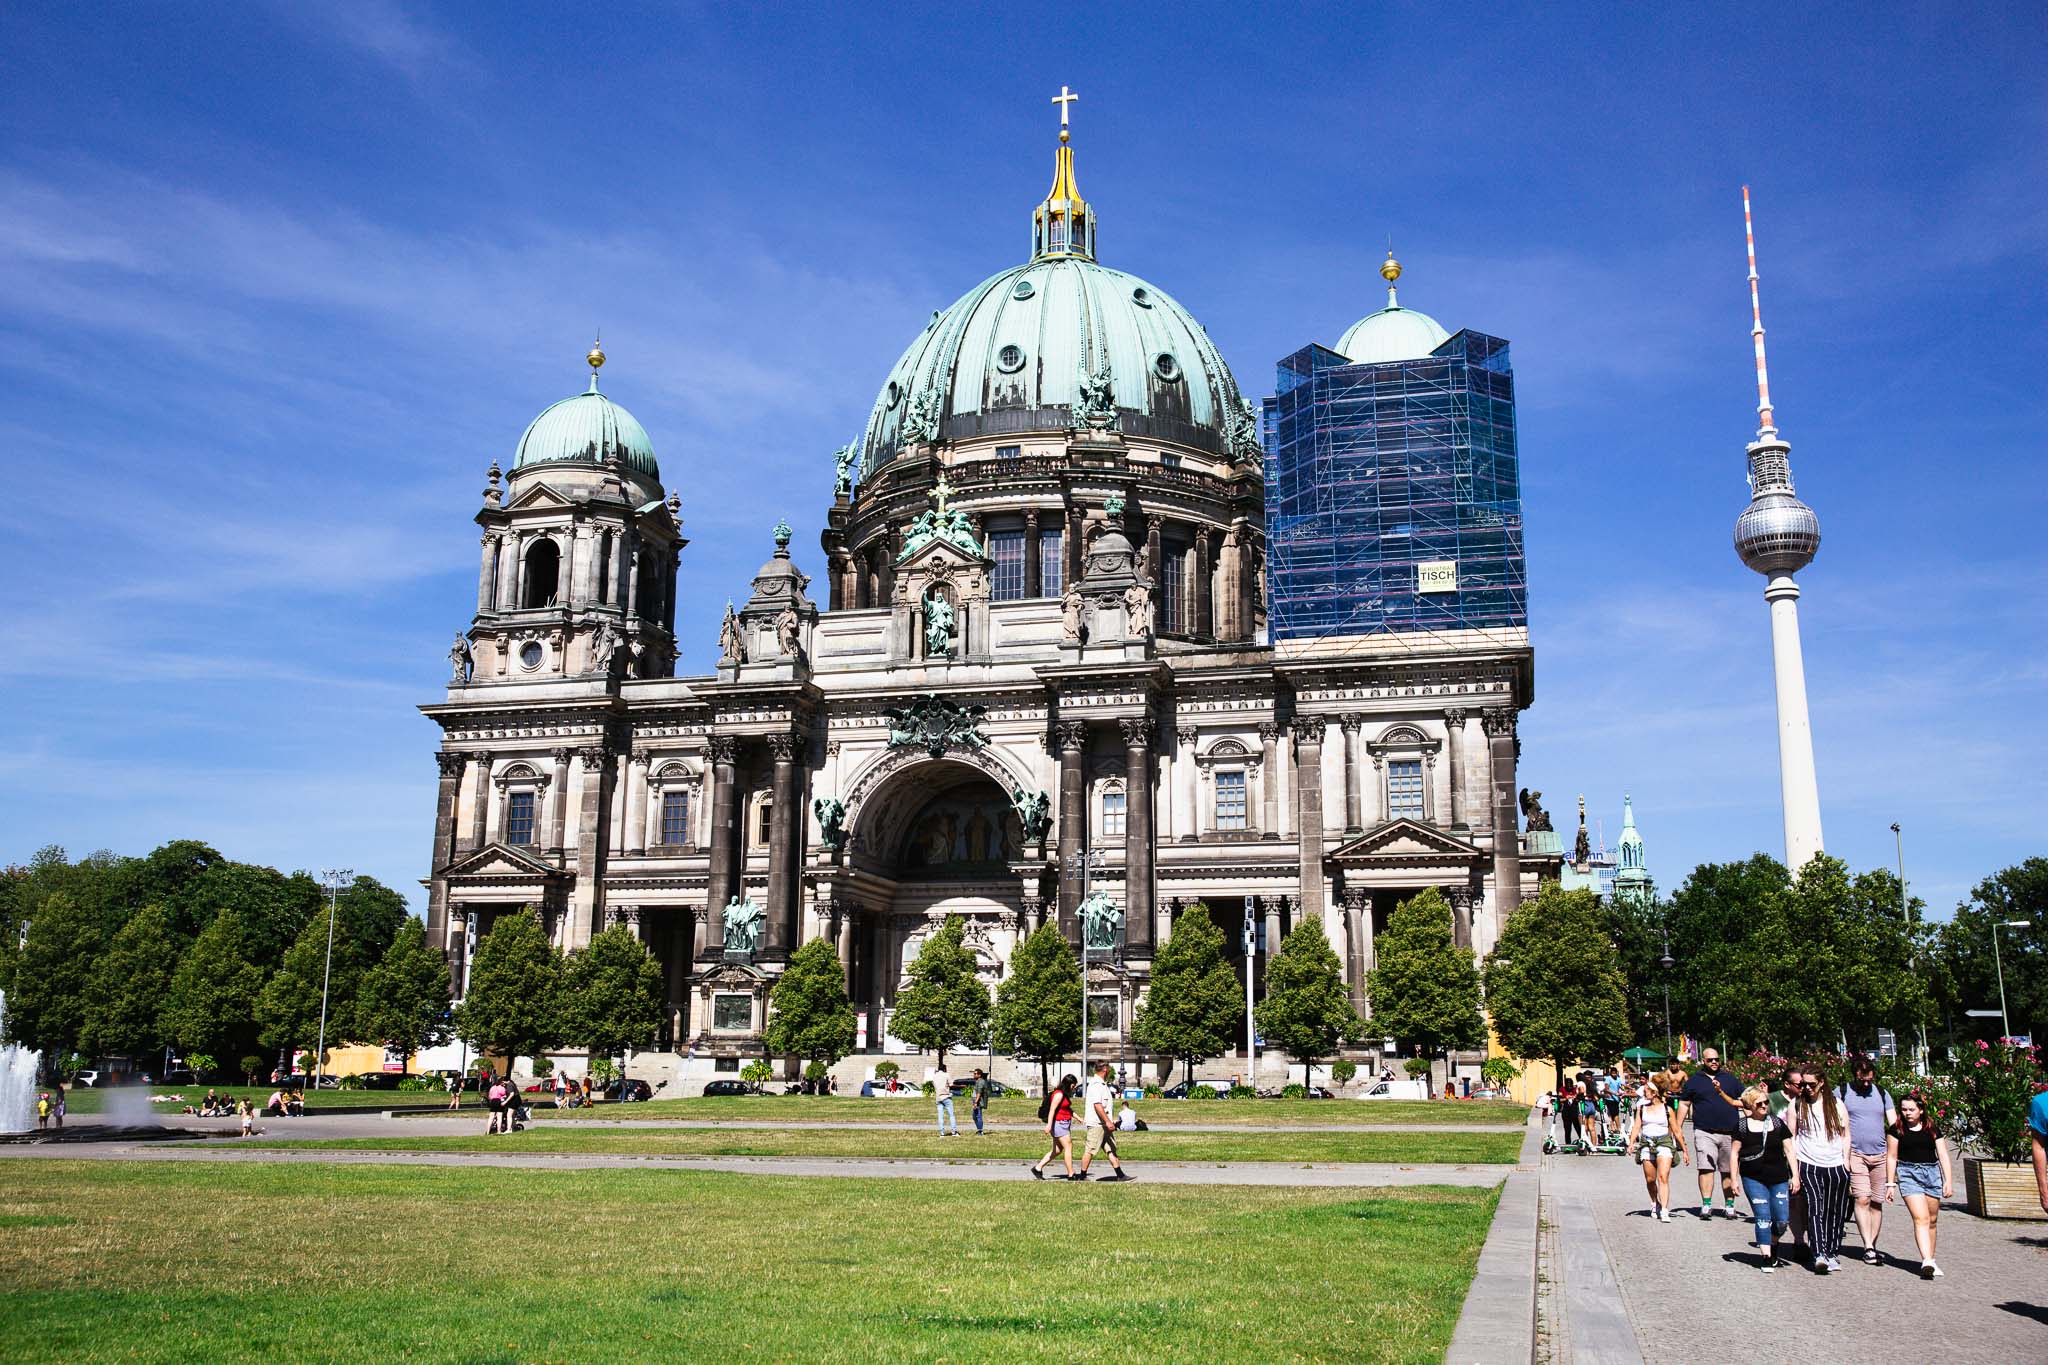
left=512, top=381, right=658, bottom=479
left=1336, top=304, right=1450, bottom=364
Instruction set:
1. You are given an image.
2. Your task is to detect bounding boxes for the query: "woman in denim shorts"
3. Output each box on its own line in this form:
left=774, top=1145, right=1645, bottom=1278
left=1886, top=1092, right=1954, bottom=1280
left=1628, top=1080, right=1686, bottom=1220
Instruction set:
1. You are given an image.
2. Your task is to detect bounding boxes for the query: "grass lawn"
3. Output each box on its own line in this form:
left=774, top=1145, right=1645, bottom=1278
left=544, top=1095, right=1529, bottom=1127
left=0, top=1159, right=1496, bottom=1361
left=236, top=1125, right=1524, bottom=1164
left=62, top=1084, right=449, bottom=1116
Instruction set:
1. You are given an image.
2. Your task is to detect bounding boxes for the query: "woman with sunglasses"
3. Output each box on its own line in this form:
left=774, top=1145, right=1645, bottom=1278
left=1733, top=1085, right=1794, bottom=1272
left=1886, top=1092, right=1953, bottom=1279
left=1786, top=1071, right=1854, bottom=1273
left=1627, top=1078, right=1685, bottom=1220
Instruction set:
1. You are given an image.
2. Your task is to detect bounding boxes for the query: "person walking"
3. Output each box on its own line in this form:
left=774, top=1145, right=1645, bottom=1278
left=1837, top=1054, right=1897, bottom=1264
left=969, top=1068, right=990, bottom=1136
left=1787, top=1070, right=1854, bottom=1273
left=1627, top=1078, right=1685, bottom=1220
left=51, top=1085, right=64, bottom=1128
left=1557, top=1077, right=1583, bottom=1150
left=1077, top=1060, right=1132, bottom=1182
left=238, top=1097, right=255, bottom=1136
left=2031, top=1078, right=2048, bottom=1217
left=1028, top=1075, right=1078, bottom=1180
left=1733, top=1084, right=1795, bottom=1273
left=931, top=1064, right=959, bottom=1136
left=1678, top=1049, right=1746, bottom=1218
left=1886, top=1092, right=1953, bottom=1279
left=446, top=1072, right=462, bottom=1111
left=554, top=1071, right=569, bottom=1109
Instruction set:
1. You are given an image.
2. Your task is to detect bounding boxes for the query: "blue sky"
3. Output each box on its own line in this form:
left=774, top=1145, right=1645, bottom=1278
left=2, top=5, right=2042, bottom=916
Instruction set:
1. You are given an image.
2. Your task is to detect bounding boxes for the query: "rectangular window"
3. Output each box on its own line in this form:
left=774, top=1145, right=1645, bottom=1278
left=713, top=994, right=752, bottom=1032
left=1215, top=770, right=1247, bottom=830
left=756, top=800, right=774, bottom=846
left=1388, top=759, right=1425, bottom=821
left=1037, top=528, right=1064, bottom=596
left=714, top=1056, right=740, bottom=1073
left=661, top=790, right=691, bottom=846
left=1101, top=788, right=1126, bottom=837
left=505, top=791, right=536, bottom=846
left=1160, top=538, right=1190, bottom=633
left=990, top=528, right=1026, bottom=601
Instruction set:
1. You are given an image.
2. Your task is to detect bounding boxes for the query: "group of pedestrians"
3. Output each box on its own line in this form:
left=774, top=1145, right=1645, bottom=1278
left=1027, top=1061, right=1133, bottom=1182
left=1619, top=1051, right=1954, bottom=1280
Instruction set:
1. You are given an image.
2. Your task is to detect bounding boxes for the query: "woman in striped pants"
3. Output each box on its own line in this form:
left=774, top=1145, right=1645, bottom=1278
left=1787, top=1073, right=1854, bottom=1273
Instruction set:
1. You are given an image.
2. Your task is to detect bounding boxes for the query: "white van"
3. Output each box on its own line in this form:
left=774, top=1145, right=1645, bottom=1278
left=1357, top=1078, right=1430, bottom=1100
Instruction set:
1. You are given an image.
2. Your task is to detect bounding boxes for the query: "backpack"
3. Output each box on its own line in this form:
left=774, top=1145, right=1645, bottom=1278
left=1037, top=1090, right=1054, bottom=1122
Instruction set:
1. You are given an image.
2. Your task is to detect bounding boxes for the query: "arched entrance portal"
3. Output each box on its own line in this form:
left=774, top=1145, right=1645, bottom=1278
left=826, top=756, right=1052, bottom=1053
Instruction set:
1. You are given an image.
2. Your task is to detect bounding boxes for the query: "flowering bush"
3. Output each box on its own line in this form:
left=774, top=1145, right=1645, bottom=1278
left=1941, top=1039, right=2047, bottom=1164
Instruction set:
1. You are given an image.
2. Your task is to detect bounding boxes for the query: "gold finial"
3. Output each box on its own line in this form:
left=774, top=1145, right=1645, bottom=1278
left=1052, top=84, right=1078, bottom=144
left=586, top=333, right=606, bottom=373
left=1380, top=249, right=1402, bottom=284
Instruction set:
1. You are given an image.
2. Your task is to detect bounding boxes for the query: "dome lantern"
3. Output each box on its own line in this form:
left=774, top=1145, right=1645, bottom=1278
left=1336, top=250, right=1451, bottom=364
left=1032, top=85, right=1095, bottom=262
left=511, top=344, right=659, bottom=480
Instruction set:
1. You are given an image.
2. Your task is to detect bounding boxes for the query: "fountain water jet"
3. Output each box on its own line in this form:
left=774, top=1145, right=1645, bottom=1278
left=0, top=990, right=43, bottom=1132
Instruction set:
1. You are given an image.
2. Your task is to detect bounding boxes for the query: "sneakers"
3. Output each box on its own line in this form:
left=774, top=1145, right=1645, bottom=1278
left=1096, top=1170, right=1131, bottom=1181
left=1827, top=1256, right=1843, bottom=1273
left=1928, top=1262, right=1944, bottom=1279
left=1814, top=1260, right=1831, bottom=1276
left=1028, top=1166, right=1044, bottom=1180
left=1762, top=1258, right=1778, bottom=1274
left=1721, top=1204, right=1740, bottom=1219
left=1658, top=1208, right=1672, bottom=1223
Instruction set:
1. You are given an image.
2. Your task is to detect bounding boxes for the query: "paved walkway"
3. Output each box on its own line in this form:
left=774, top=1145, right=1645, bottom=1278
left=1541, top=1128, right=2048, bottom=1363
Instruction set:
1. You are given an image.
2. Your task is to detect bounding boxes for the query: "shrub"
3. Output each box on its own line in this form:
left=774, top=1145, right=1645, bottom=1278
left=1403, top=1057, right=1432, bottom=1081
left=588, top=1057, right=619, bottom=1086
left=1331, top=1060, right=1357, bottom=1084
left=1142, top=1084, right=1164, bottom=1098
left=531, top=1056, right=554, bottom=1078
left=921, top=1080, right=935, bottom=1097
left=1188, top=1083, right=1218, bottom=1100
left=873, top=1061, right=901, bottom=1080
left=1228, top=1085, right=1257, bottom=1099
left=239, top=1056, right=264, bottom=1085
left=1480, top=1057, right=1520, bottom=1088
left=1280, top=1083, right=1307, bottom=1099
left=740, top=1059, right=773, bottom=1089
left=1940, top=1039, right=2046, bottom=1164
left=396, top=1075, right=437, bottom=1092
left=338, top=1074, right=365, bottom=1090
left=803, top=1059, right=829, bottom=1084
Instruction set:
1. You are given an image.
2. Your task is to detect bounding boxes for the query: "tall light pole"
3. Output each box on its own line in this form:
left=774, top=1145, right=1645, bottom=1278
left=1243, top=900, right=1259, bottom=1087
left=1066, top=849, right=1108, bottom=1087
left=315, top=868, right=352, bottom=1090
left=1891, top=823, right=1928, bottom=1070
left=1994, top=919, right=2032, bottom=1043
left=1659, top=926, right=1675, bottom=1062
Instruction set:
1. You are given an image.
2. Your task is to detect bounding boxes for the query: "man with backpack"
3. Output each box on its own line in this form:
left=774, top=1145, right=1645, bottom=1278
left=1838, top=1054, right=1897, bottom=1263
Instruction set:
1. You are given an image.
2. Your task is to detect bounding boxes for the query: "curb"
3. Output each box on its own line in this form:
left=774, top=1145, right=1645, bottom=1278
left=1446, top=1111, right=1542, bottom=1364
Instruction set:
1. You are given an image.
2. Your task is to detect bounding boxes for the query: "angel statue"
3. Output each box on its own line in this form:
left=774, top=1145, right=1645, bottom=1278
left=813, top=796, right=848, bottom=852
left=831, top=443, right=858, bottom=498
left=1518, top=788, right=1553, bottom=834
left=1010, top=788, right=1052, bottom=844
left=718, top=602, right=746, bottom=664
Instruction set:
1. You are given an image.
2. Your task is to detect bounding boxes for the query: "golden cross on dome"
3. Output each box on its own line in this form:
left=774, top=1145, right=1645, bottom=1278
left=1052, top=85, right=1078, bottom=143
left=931, top=472, right=955, bottom=516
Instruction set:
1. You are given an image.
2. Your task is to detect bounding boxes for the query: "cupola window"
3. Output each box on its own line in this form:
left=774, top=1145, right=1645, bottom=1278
left=997, top=344, right=1027, bottom=374
left=1154, top=353, right=1181, bottom=382
left=1011, top=279, right=1036, bottom=301
left=522, top=539, right=561, bottom=608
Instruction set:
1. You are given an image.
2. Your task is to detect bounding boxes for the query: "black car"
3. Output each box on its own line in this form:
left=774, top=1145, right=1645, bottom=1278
left=950, top=1078, right=1012, bottom=1099
left=605, top=1078, right=654, bottom=1102
left=700, top=1079, right=753, bottom=1097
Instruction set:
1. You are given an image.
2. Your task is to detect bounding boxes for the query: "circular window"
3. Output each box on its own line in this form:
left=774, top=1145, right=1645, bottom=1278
left=996, top=344, right=1026, bottom=374
left=885, top=381, right=901, bottom=408
left=1011, top=279, right=1036, bottom=301
left=519, top=641, right=544, bottom=670
left=1154, top=352, right=1182, bottom=382
left=1131, top=287, right=1153, bottom=308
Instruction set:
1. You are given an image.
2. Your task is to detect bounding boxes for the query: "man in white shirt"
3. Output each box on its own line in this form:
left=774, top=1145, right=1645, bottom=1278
left=931, top=1065, right=959, bottom=1136
left=1077, top=1060, right=1132, bottom=1181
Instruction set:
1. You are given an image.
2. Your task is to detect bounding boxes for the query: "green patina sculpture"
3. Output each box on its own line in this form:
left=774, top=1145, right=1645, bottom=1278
left=722, top=897, right=764, bottom=956
left=1075, top=361, right=1116, bottom=429
left=923, top=595, right=956, bottom=657
left=773, top=518, right=794, bottom=549
left=1010, top=788, right=1052, bottom=842
left=1228, top=396, right=1263, bottom=465
left=897, top=473, right=984, bottom=562
left=813, top=796, right=847, bottom=851
left=1104, top=493, right=1125, bottom=520
left=884, top=695, right=989, bottom=758
left=831, top=444, right=857, bottom=497
left=1079, top=890, right=1124, bottom=951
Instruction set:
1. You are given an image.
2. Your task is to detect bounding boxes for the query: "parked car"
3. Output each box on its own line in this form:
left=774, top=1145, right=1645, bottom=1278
left=347, top=1072, right=406, bottom=1091
left=1161, top=1080, right=1234, bottom=1099
left=950, top=1078, right=1013, bottom=1099
left=605, top=1078, right=654, bottom=1102
left=1358, top=1078, right=1430, bottom=1100
left=159, top=1068, right=201, bottom=1087
left=700, top=1079, right=753, bottom=1097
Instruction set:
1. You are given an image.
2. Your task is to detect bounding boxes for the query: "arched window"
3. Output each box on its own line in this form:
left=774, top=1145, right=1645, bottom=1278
left=1367, top=725, right=1442, bottom=825
left=494, top=764, right=548, bottom=846
left=1100, top=782, right=1126, bottom=838
left=522, top=539, right=561, bottom=608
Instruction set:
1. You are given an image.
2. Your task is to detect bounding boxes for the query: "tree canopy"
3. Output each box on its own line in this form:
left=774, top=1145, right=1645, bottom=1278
left=80, top=903, right=180, bottom=1061
left=1365, top=888, right=1483, bottom=1073
left=889, top=916, right=991, bottom=1068
left=993, top=922, right=1081, bottom=1093
left=766, top=936, right=857, bottom=1066
left=453, top=908, right=564, bottom=1064
left=1133, top=906, right=1243, bottom=1085
left=255, top=907, right=353, bottom=1064
left=1254, top=918, right=1359, bottom=1085
left=563, top=923, right=665, bottom=1061
left=1484, top=884, right=1629, bottom=1077
left=5, top=891, right=103, bottom=1060
left=161, top=908, right=266, bottom=1064
left=354, top=917, right=452, bottom=1066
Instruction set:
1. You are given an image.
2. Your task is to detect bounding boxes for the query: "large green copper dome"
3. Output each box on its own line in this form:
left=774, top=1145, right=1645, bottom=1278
left=513, top=380, right=659, bottom=480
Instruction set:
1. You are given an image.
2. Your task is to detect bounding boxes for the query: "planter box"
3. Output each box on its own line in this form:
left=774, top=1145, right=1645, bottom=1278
left=1962, top=1157, right=2044, bottom=1219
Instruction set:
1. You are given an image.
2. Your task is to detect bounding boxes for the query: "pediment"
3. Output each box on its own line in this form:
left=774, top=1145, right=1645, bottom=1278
left=505, top=482, right=577, bottom=511
left=897, top=536, right=990, bottom=572
left=1328, top=818, right=1486, bottom=863
left=441, top=843, right=568, bottom=881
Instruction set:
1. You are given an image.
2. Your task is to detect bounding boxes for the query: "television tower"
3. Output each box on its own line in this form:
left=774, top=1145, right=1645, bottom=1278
left=1732, top=187, right=1824, bottom=872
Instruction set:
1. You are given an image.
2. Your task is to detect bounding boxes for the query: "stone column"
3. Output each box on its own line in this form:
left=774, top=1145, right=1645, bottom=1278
left=1120, top=714, right=1155, bottom=956
left=547, top=747, right=571, bottom=855
left=1175, top=727, right=1198, bottom=842
left=1066, top=505, right=1085, bottom=589
left=465, top=754, right=493, bottom=852
left=1340, top=714, right=1364, bottom=832
left=1292, top=717, right=1327, bottom=920
left=1155, top=729, right=1174, bottom=842
left=476, top=534, right=499, bottom=615
left=1194, top=529, right=1213, bottom=639
left=764, top=733, right=802, bottom=960
left=1055, top=720, right=1087, bottom=944
left=1483, top=707, right=1522, bottom=925
left=1341, top=885, right=1369, bottom=1019
left=569, top=744, right=612, bottom=948
left=704, top=736, right=740, bottom=950
left=1262, top=895, right=1282, bottom=973
left=625, top=749, right=650, bottom=855
left=1258, top=721, right=1281, bottom=837
left=1023, top=509, right=1042, bottom=598
left=426, top=752, right=464, bottom=983
left=499, top=530, right=522, bottom=611
left=1447, top=885, right=1475, bottom=952
left=1443, top=708, right=1468, bottom=827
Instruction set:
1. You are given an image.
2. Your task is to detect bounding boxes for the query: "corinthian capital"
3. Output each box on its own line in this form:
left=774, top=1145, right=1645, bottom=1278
left=1481, top=707, right=1517, bottom=739
left=1055, top=720, right=1088, bottom=754
left=766, top=733, right=800, bottom=762
left=1442, top=707, right=1467, bottom=728
left=707, top=735, right=741, bottom=766
left=434, top=751, right=467, bottom=778
left=576, top=744, right=610, bottom=768
left=1117, top=715, right=1153, bottom=749
left=1291, top=715, right=1326, bottom=744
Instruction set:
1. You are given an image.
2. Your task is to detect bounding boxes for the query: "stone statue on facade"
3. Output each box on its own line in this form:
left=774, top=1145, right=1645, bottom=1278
left=1076, top=361, right=1116, bottom=429
left=775, top=606, right=801, bottom=659
left=718, top=602, right=746, bottom=664
left=1123, top=580, right=1153, bottom=638
left=813, top=796, right=847, bottom=852
left=904, top=385, right=943, bottom=444
left=722, top=897, right=764, bottom=956
left=1079, top=890, right=1123, bottom=951
left=1010, top=788, right=1052, bottom=844
left=1060, top=587, right=1085, bottom=643
left=1519, top=788, right=1553, bottom=833
left=587, top=620, right=620, bottom=677
left=884, top=695, right=990, bottom=757
left=1572, top=794, right=1591, bottom=865
left=831, top=443, right=857, bottom=498
left=924, top=594, right=955, bottom=658
left=448, top=634, right=472, bottom=683
left=1228, top=396, right=1263, bottom=465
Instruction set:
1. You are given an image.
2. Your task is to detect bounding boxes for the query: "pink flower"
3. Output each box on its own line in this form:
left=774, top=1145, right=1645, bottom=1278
left=1977, top=1039, right=1989, bottom=1049
left=1977, top=1059, right=1988, bottom=1067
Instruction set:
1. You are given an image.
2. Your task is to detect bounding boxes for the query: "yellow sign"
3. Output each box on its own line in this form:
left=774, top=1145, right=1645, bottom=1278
left=1417, top=560, right=1459, bottom=593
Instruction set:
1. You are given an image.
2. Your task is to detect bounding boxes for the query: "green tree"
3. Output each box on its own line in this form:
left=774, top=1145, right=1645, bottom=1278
left=1254, top=919, right=1360, bottom=1090
left=6, top=892, right=105, bottom=1063
left=354, top=918, right=453, bottom=1070
left=889, top=916, right=991, bottom=1069
left=1365, top=888, right=1484, bottom=1083
left=80, top=903, right=181, bottom=1062
left=452, top=909, right=564, bottom=1067
left=992, top=922, right=1082, bottom=1093
left=1133, top=906, right=1243, bottom=1088
left=193, top=861, right=319, bottom=971
left=1484, top=885, right=1630, bottom=1082
left=1935, top=859, right=2048, bottom=1048
left=161, top=909, right=265, bottom=1064
left=255, top=907, right=359, bottom=1068
left=563, top=924, right=665, bottom=1066
left=766, top=937, right=856, bottom=1068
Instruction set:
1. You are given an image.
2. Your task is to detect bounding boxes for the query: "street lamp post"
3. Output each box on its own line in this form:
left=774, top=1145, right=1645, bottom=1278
left=1891, top=823, right=1929, bottom=1070
left=315, top=868, right=352, bottom=1091
left=1066, top=849, right=1108, bottom=1088
left=1243, top=901, right=1258, bottom=1086
left=1994, top=919, right=2033, bottom=1043
left=1659, top=926, right=1675, bottom=1062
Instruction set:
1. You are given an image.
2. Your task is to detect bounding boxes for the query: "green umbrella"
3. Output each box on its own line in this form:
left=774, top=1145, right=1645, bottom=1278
left=1621, top=1046, right=1666, bottom=1062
